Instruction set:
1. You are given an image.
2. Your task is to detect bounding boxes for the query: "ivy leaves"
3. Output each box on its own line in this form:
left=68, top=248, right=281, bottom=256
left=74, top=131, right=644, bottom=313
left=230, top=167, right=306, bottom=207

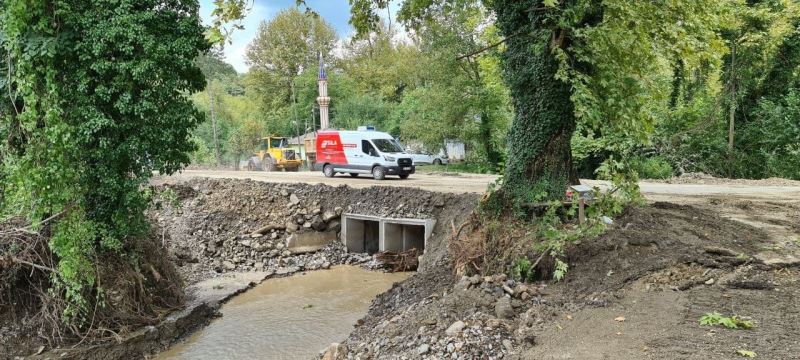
left=1, top=0, right=209, bottom=320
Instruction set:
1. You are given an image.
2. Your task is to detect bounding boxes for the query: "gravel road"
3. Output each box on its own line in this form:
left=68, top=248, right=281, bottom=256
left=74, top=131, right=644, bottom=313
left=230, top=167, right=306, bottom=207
left=157, top=169, right=800, bottom=201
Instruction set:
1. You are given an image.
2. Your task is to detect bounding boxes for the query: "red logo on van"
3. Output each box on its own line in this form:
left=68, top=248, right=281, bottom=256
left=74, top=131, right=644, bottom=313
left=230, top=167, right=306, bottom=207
left=320, top=140, right=338, bottom=148
left=316, top=132, right=348, bottom=165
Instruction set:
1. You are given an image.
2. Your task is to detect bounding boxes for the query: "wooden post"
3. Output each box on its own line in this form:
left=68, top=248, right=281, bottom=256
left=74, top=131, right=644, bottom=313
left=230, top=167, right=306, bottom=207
left=578, top=197, right=586, bottom=224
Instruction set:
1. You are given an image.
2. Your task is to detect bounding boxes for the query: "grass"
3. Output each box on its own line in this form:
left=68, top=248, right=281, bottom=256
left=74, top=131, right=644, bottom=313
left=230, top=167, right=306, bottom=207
left=416, top=163, right=497, bottom=174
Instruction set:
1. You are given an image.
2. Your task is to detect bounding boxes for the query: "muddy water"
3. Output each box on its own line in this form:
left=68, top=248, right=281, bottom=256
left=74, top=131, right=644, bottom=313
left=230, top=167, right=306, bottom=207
left=156, top=266, right=408, bottom=360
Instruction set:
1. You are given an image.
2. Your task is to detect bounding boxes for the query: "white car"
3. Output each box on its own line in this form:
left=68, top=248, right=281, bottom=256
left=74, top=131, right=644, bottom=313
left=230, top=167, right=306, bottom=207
left=409, top=151, right=448, bottom=165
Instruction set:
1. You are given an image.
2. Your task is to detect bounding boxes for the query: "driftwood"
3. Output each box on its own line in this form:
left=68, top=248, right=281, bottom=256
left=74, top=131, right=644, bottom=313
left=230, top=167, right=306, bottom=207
left=376, top=248, right=421, bottom=272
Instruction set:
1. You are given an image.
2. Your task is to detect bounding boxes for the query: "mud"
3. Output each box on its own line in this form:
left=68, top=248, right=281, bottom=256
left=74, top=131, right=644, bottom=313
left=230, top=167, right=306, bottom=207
left=333, top=201, right=800, bottom=359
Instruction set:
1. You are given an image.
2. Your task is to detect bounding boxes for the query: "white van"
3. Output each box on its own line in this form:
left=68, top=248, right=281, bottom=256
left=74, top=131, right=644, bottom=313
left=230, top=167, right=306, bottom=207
left=314, top=129, right=415, bottom=180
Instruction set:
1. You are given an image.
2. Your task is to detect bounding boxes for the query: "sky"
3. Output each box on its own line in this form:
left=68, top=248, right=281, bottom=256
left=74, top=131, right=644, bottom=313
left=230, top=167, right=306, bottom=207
left=198, top=0, right=400, bottom=73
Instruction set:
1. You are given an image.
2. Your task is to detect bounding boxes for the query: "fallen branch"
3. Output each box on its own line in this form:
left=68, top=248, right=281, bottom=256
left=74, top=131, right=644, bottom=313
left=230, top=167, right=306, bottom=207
left=10, top=256, right=58, bottom=273
left=253, top=223, right=286, bottom=235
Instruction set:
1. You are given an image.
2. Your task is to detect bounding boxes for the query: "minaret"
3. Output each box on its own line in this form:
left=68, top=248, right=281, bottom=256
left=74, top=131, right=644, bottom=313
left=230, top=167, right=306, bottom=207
left=317, top=53, right=330, bottom=130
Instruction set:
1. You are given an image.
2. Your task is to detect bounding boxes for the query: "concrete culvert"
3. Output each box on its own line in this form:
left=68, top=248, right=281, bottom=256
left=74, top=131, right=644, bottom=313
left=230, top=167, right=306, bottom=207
left=342, top=213, right=435, bottom=255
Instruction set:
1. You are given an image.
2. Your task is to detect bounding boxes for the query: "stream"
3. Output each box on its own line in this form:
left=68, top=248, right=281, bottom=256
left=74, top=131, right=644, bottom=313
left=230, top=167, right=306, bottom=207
left=155, top=266, right=408, bottom=360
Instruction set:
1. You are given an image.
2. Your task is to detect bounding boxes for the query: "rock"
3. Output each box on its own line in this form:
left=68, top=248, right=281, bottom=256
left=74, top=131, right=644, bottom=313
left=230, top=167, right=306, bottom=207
left=705, top=278, right=715, bottom=285
left=445, top=320, right=465, bottom=336
left=303, top=222, right=312, bottom=228
left=502, top=284, right=515, bottom=296
left=417, top=344, right=429, bottom=355
left=502, top=339, right=514, bottom=352
left=601, top=216, right=613, bottom=225
left=495, top=297, right=514, bottom=319
left=240, top=240, right=252, bottom=248
left=516, top=326, right=537, bottom=344
left=493, top=273, right=507, bottom=283
left=310, top=215, right=327, bottom=231
left=322, top=210, right=338, bottom=222
left=286, top=221, right=300, bottom=233
left=486, top=318, right=501, bottom=329
left=222, top=261, right=236, bottom=270
left=755, top=253, right=800, bottom=268
left=290, top=193, right=301, bottom=205
left=455, top=276, right=471, bottom=291
left=468, top=275, right=481, bottom=285
left=704, top=246, right=739, bottom=257
left=327, top=220, right=341, bottom=232
left=322, top=343, right=345, bottom=360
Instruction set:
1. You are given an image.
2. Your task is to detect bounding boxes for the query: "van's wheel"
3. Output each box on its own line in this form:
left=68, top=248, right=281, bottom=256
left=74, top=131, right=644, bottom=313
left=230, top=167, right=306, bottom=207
left=433, top=158, right=442, bottom=165
left=263, top=157, right=277, bottom=172
left=349, top=173, right=359, bottom=177
left=372, top=166, right=386, bottom=180
left=323, top=164, right=335, bottom=177
left=399, top=174, right=410, bottom=179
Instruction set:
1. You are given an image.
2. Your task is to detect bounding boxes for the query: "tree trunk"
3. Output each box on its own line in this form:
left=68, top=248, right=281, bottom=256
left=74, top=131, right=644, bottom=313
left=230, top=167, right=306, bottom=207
left=492, top=0, right=578, bottom=206
left=478, top=111, right=502, bottom=171
left=728, top=42, right=736, bottom=153
left=208, top=90, right=221, bottom=167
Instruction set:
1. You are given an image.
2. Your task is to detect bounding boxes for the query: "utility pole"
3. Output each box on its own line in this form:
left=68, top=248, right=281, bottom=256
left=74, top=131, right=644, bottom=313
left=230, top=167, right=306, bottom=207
left=292, top=80, right=300, bottom=138
left=728, top=41, right=736, bottom=153
left=208, top=88, right=221, bottom=166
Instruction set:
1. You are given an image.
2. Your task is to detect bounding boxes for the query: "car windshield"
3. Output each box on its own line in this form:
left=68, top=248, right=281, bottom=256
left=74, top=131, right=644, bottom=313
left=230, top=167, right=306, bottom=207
left=372, top=139, right=404, bottom=153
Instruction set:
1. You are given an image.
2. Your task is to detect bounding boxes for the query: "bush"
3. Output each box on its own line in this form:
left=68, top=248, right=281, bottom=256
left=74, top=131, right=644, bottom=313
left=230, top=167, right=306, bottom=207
left=630, top=156, right=674, bottom=179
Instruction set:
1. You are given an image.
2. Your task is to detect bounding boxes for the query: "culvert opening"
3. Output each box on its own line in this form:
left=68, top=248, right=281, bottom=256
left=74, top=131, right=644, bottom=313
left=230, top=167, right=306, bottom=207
left=344, top=217, right=380, bottom=253
left=341, top=214, right=435, bottom=256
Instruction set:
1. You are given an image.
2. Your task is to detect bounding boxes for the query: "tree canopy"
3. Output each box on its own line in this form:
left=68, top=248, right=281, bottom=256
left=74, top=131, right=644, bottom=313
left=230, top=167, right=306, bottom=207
left=1, top=0, right=208, bottom=320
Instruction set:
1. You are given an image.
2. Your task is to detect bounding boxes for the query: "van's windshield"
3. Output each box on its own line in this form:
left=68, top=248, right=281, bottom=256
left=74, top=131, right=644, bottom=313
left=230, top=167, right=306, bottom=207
left=372, top=139, right=404, bottom=153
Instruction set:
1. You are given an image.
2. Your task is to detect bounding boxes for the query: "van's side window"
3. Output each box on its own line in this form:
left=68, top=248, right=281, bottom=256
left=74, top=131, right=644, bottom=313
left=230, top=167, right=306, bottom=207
left=362, top=140, right=378, bottom=157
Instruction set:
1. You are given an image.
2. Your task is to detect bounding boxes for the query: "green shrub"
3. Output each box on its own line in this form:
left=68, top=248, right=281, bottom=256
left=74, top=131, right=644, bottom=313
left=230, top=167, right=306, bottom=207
left=630, top=156, right=675, bottom=179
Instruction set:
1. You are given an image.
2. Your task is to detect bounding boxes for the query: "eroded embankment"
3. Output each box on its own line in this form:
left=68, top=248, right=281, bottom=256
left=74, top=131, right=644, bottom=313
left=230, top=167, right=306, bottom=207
left=328, top=202, right=800, bottom=360
left=152, top=178, right=477, bottom=282
left=7, top=178, right=477, bottom=360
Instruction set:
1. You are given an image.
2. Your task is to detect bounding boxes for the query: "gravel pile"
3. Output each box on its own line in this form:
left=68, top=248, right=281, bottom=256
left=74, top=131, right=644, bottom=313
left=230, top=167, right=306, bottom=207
left=324, top=272, right=551, bottom=360
left=149, top=178, right=455, bottom=283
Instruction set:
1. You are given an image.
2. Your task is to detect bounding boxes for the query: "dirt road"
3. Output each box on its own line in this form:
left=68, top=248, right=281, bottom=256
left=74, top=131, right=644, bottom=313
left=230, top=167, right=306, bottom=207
left=159, top=169, right=800, bottom=201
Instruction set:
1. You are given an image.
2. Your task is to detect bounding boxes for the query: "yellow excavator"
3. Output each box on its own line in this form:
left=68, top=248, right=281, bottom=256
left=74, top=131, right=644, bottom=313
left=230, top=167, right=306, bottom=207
left=245, top=136, right=302, bottom=172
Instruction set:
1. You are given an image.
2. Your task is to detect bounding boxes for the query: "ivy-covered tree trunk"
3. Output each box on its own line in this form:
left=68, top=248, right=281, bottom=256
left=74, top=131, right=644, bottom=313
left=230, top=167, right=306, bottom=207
left=492, top=0, right=578, bottom=205
left=478, top=110, right=502, bottom=170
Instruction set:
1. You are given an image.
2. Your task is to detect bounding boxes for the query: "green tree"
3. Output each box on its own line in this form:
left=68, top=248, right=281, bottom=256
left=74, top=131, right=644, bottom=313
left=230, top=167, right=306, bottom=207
left=354, top=0, right=728, bottom=207
left=404, top=1, right=511, bottom=170
left=333, top=93, right=392, bottom=130
left=246, top=7, right=337, bottom=105
left=1, top=0, right=208, bottom=319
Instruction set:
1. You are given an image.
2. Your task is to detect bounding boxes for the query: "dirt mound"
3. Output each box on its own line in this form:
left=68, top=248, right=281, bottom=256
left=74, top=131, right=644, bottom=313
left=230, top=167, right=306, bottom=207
left=334, top=202, right=800, bottom=359
left=655, top=172, right=800, bottom=186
